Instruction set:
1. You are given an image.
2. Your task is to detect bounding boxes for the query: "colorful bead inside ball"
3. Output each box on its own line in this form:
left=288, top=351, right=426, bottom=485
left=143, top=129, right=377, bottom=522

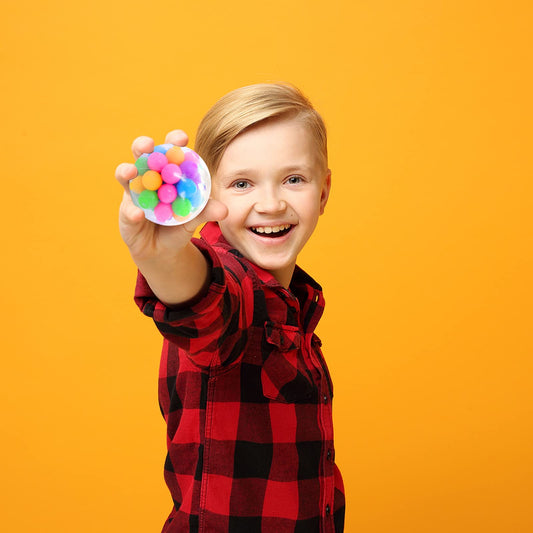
left=161, top=164, right=182, bottom=184
left=147, top=152, right=168, bottom=172
left=154, top=202, right=173, bottom=223
left=166, top=146, right=185, bottom=165
left=158, top=183, right=178, bottom=204
left=142, top=170, right=163, bottom=191
left=130, top=145, right=210, bottom=226
left=138, top=190, right=159, bottom=209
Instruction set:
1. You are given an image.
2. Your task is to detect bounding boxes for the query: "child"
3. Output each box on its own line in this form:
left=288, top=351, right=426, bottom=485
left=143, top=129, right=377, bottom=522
left=115, top=83, right=345, bottom=533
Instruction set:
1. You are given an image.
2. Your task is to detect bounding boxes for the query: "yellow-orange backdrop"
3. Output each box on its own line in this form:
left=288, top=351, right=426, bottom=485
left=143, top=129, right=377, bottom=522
left=1, top=0, right=532, bottom=531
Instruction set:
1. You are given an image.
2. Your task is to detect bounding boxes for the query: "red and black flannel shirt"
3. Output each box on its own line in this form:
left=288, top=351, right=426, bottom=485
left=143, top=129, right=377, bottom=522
left=135, top=222, right=345, bottom=533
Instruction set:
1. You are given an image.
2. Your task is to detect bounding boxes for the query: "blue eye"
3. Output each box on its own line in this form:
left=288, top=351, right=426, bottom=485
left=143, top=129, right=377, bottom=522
left=287, top=175, right=302, bottom=184
left=232, top=180, right=249, bottom=189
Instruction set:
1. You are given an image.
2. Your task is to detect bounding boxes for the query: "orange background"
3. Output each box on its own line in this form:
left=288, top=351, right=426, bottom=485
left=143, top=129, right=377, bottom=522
left=2, top=1, right=532, bottom=531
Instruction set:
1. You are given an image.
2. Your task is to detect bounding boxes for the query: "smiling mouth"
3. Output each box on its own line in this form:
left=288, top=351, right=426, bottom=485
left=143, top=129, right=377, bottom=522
left=249, top=224, right=293, bottom=237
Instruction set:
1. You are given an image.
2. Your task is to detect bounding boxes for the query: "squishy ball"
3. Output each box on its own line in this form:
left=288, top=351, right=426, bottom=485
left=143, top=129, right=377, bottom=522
left=130, top=145, right=211, bottom=226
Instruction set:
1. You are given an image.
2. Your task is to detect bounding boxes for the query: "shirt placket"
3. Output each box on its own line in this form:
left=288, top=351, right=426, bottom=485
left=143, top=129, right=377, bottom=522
left=305, top=332, right=335, bottom=532
left=296, top=292, right=335, bottom=532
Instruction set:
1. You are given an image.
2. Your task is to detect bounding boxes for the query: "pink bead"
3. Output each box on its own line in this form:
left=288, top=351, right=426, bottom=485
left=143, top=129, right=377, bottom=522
left=158, top=183, right=178, bottom=204
left=184, top=150, right=200, bottom=162
left=147, top=152, right=168, bottom=172
left=161, top=163, right=182, bottom=184
left=154, top=202, right=173, bottom=222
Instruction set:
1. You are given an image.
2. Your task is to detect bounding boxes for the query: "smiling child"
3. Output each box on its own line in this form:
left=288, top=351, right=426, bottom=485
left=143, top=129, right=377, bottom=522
left=115, top=83, right=345, bottom=533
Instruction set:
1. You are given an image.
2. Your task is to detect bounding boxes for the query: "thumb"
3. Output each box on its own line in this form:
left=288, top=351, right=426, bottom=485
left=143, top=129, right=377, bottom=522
left=182, top=198, right=228, bottom=233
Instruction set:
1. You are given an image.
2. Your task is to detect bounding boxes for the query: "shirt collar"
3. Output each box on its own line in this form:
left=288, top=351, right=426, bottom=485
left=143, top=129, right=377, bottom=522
left=200, top=222, right=325, bottom=332
left=199, top=222, right=323, bottom=294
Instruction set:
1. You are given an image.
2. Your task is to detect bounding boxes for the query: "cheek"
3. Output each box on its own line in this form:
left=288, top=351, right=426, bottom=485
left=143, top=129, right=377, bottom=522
left=296, top=191, right=322, bottom=213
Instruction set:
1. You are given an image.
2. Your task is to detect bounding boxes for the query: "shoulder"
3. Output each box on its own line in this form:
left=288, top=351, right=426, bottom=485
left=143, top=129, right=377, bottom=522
left=192, top=234, right=261, bottom=291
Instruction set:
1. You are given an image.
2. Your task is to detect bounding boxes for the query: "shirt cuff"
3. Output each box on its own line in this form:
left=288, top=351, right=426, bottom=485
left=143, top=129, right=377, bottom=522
left=133, top=237, right=227, bottom=326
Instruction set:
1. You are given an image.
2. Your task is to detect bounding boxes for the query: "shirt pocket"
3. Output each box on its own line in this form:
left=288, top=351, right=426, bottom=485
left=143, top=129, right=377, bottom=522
left=261, top=322, right=315, bottom=403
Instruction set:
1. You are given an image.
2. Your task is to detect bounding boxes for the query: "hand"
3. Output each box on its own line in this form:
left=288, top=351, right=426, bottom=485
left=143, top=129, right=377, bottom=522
left=115, top=130, right=228, bottom=264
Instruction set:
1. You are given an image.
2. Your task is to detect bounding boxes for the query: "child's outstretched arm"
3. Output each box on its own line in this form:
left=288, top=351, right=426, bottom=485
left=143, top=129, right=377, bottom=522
left=115, top=130, right=228, bottom=307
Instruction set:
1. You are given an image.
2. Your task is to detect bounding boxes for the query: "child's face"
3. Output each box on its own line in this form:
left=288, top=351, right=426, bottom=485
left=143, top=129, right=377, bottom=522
left=212, top=116, right=331, bottom=287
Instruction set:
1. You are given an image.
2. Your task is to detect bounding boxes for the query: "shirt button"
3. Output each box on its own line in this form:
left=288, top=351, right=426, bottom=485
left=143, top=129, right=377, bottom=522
left=323, top=394, right=328, bottom=404
left=326, top=504, right=331, bottom=516
left=327, top=449, right=332, bottom=461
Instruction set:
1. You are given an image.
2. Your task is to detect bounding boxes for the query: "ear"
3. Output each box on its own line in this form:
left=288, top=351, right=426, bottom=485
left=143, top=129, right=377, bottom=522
left=319, top=169, right=332, bottom=215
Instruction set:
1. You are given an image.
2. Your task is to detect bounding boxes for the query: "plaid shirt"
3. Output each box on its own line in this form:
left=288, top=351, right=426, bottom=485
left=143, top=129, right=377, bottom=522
left=135, top=222, right=345, bottom=533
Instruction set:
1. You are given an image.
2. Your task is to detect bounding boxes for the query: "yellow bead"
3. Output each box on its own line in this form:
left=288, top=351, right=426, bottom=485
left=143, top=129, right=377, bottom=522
left=129, top=176, right=145, bottom=194
left=166, top=146, right=185, bottom=165
left=142, top=170, right=163, bottom=191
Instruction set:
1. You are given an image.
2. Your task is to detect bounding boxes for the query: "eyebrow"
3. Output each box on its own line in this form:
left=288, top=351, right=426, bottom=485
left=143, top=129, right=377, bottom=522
left=218, top=164, right=315, bottom=181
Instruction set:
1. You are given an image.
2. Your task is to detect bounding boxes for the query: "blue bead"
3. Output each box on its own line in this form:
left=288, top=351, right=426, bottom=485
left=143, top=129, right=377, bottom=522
left=153, top=143, right=174, bottom=154
left=177, top=178, right=197, bottom=199
left=189, top=187, right=203, bottom=208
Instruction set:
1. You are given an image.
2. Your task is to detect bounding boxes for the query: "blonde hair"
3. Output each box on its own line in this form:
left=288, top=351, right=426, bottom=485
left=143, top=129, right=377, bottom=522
left=194, top=83, right=328, bottom=175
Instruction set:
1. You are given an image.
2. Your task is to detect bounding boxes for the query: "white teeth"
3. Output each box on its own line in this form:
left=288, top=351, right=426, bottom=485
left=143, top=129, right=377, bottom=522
left=251, top=224, right=291, bottom=234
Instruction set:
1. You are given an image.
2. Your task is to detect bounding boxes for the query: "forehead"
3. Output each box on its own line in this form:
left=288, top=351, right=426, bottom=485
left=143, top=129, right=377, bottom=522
left=215, top=117, right=320, bottom=177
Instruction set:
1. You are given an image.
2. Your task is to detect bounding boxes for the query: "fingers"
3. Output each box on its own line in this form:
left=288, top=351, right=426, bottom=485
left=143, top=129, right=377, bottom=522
left=115, top=162, right=138, bottom=193
left=131, top=131, right=188, bottom=157
left=119, top=191, right=145, bottom=224
left=182, top=198, right=228, bottom=233
left=118, top=191, right=150, bottom=251
left=131, top=136, right=155, bottom=159
left=164, top=130, right=189, bottom=147
left=203, top=199, right=229, bottom=223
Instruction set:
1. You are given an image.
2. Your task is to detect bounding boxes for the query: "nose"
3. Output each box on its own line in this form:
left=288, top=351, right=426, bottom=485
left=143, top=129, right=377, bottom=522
left=254, top=185, right=287, bottom=214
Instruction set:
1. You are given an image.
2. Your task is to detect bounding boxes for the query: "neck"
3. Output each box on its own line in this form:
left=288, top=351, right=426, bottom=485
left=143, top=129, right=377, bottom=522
left=269, top=264, right=296, bottom=288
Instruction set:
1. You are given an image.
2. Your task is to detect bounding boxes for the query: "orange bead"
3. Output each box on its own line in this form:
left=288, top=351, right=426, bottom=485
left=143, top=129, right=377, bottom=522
left=142, top=170, right=163, bottom=191
left=166, top=146, right=185, bottom=165
left=129, top=176, right=145, bottom=194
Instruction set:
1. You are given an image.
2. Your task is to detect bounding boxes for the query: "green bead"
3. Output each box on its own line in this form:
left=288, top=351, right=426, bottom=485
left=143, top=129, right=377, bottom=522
left=138, top=189, right=159, bottom=209
left=172, top=197, right=192, bottom=217
left=135, top=154, right=149, bottom=175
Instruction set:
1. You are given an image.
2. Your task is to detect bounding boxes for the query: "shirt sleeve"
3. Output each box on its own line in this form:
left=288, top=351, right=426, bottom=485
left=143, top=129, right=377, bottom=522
left=134, top=238, right=255, bottom=368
